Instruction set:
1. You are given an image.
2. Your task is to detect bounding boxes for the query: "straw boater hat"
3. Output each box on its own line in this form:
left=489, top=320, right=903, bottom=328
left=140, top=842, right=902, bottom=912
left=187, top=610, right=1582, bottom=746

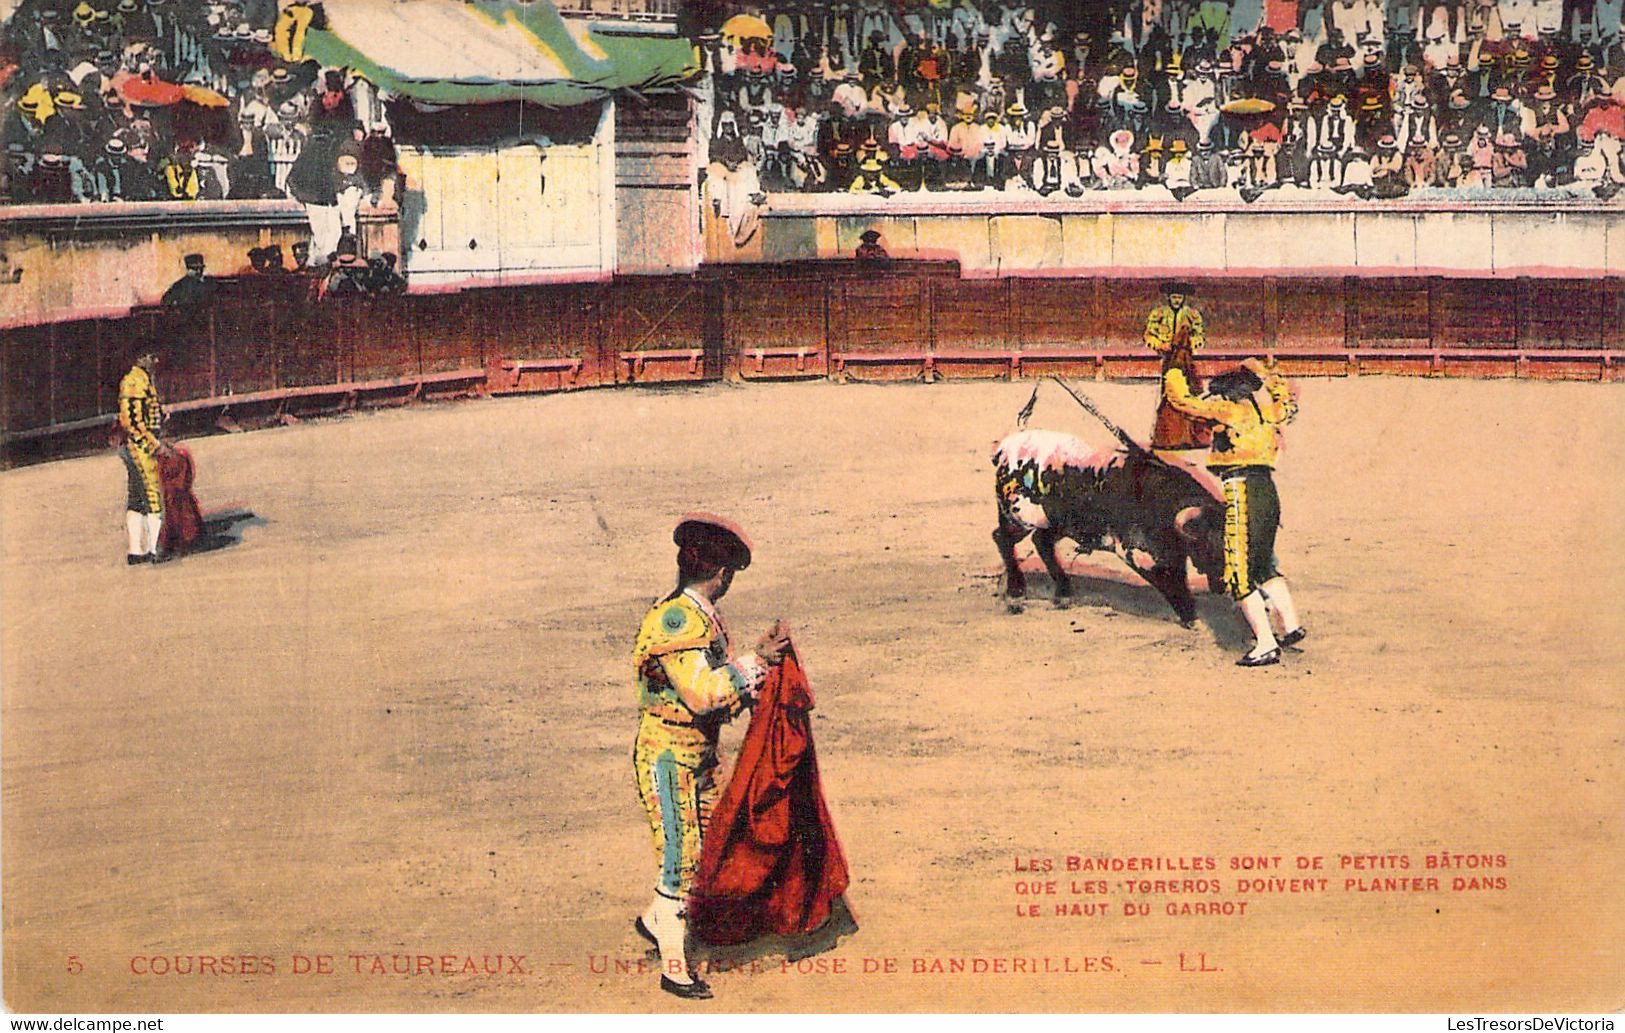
left=1533, top=84, right=1556, bottom=101
left=1377, top=133, right=1398, bottom=150
left=1360, top=95, right=1385, bottom=112
left=1170, top=138, right=1189, bottom=154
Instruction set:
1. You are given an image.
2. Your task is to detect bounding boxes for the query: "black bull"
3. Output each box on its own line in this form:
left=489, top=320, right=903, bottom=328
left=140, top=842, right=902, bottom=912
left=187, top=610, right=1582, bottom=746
left=992, top=431, right=1227, bottom=625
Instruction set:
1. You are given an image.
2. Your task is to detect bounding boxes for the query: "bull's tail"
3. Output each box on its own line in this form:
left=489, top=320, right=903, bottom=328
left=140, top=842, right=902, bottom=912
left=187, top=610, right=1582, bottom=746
left=1015, top=381, right=1040, bottom=428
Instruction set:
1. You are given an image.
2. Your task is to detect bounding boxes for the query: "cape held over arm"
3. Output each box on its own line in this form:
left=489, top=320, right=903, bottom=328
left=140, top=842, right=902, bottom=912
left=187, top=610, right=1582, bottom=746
left=688, top=651, right=852, bottom=946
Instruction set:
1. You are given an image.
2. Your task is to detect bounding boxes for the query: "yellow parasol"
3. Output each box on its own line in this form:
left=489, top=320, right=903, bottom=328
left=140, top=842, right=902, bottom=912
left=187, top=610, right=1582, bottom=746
left=181, top=83, right=231, bottom=107
left=1221, top=97, right=1277, bottom=115
left=720, top=13, right=772, bottom=40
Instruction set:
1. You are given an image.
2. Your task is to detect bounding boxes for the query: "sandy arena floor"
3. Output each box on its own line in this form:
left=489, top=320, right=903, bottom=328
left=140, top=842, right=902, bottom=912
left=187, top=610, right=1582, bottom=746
left=2, top=377, right=1622, bottom=1014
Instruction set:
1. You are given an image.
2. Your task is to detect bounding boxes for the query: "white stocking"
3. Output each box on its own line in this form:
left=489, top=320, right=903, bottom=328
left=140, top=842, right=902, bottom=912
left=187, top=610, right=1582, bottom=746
left=125, top=511, right=145, bottom=556
left=142, top=514, right=163, bottom=555
left=1239, top=590, right=1279, bottom=654
left=649, top=894, right=692, bottom=984
left=1260, top=576, right=1301, bottom=634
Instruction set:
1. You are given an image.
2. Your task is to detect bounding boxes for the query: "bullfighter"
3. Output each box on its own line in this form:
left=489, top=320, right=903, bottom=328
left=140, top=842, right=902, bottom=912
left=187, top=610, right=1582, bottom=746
left=1161, top=358, right=1306, bottom=667
left=631, top=515, right=790, bottom=999
left=117, top=347, right=171, bottom=564
left=1144, top=282, right=1213, bottom=451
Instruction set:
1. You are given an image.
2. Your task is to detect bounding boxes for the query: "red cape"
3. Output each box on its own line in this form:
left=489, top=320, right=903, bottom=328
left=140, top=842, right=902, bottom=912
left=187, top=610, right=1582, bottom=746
left=157, top=446, right=204, bottom=554
left=689, top=653, right=850, bottom=945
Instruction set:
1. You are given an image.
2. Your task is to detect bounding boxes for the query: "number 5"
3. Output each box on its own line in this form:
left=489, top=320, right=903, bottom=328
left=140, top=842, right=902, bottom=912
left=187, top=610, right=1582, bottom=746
left=66, top=955, right=83, bottom=975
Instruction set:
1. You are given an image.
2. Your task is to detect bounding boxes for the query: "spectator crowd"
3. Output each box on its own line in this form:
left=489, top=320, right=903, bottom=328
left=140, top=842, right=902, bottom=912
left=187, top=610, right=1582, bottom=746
left=695, top=0, right=1625, bottom=203
left=2, top=0, right=402, bottom=267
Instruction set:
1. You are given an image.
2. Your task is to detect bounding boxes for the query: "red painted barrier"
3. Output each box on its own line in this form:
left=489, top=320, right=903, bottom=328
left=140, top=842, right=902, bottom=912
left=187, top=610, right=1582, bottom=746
left=4, top=266, right=1621, bottom=465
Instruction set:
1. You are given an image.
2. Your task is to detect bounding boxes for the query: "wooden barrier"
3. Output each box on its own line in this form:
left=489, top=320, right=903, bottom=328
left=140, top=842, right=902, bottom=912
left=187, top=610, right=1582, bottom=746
left=4, top=265, right=1622, bottom=465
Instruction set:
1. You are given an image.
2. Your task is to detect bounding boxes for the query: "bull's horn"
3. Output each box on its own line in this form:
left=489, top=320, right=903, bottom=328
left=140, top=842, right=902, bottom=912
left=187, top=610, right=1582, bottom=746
left=1174, top=506, right=1204, bottom=539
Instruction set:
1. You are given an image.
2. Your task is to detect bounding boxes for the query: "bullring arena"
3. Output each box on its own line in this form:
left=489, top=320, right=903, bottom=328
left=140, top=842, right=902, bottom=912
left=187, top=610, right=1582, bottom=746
left=4, top=0, right=1625, bottom=1016
left=3, top=369, right=1623, bottom=1013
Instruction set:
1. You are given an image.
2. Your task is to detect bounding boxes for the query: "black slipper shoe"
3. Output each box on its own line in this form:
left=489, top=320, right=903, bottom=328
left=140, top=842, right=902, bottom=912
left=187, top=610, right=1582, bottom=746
left=1237, top=647, right=1281, bottom=667
left=1278, top=627, right=1307, bottom=648
left=661, top=975, right=713, bottom=999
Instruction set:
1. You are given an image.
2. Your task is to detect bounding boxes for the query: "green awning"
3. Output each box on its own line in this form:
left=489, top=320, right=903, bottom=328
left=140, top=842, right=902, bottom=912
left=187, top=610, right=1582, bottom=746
left=298, top=0, right=698, bottom=107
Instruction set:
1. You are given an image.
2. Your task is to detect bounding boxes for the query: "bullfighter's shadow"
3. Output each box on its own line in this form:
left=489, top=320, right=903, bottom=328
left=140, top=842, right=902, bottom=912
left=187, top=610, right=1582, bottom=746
left=644, top=896, right=859, bottom=970
left=1008, top=556, right=1254, bottom=651
left=182, top=508, right=265, bottom=557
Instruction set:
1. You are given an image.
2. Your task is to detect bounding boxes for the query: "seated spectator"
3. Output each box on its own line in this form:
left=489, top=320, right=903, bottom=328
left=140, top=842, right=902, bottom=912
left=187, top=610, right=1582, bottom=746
left=157, top=144, right=200, bottom=201
left=1165, top=137, right=1196, bottom=198
left=1371, top=134, right=1410, bottom=196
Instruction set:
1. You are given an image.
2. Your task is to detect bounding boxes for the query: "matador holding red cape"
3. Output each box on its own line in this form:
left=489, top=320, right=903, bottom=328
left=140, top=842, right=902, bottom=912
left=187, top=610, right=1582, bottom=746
left=631, top=514, right=851, bottom=1000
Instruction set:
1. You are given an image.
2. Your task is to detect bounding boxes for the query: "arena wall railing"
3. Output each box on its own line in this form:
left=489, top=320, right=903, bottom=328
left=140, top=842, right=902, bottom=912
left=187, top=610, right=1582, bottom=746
left=3, top=262, right=1621, bottom=465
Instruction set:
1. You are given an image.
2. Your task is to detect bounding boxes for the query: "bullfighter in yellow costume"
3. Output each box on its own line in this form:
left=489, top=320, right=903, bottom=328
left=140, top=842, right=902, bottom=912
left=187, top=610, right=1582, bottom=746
left=1162, top=357, right=1305, bottom=667
left=1145, top=282, right=1213, bottom=451
left=632, top=514, right=790, bottom=999
left=117, top=348, right=170, bottom=564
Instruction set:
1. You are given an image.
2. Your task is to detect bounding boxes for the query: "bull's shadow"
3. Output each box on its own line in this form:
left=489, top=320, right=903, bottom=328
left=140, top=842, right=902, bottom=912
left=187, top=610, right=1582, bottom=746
left=1005, top=556, right=1253, bottom=651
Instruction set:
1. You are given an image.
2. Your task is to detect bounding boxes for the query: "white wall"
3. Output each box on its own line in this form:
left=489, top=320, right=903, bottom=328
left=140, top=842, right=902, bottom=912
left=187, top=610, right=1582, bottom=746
left=748, top=198, right=1625, bottom=278
left=396, top=105, right=616, bottom=288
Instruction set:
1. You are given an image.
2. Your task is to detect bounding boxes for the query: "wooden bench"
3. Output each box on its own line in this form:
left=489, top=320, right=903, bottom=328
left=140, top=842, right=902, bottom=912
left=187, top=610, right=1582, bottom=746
left=742, top=347, right=819, bottom=375
left=620, top=348, right=704, bottom=380
left=490, top=356, right=585, bottom=394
